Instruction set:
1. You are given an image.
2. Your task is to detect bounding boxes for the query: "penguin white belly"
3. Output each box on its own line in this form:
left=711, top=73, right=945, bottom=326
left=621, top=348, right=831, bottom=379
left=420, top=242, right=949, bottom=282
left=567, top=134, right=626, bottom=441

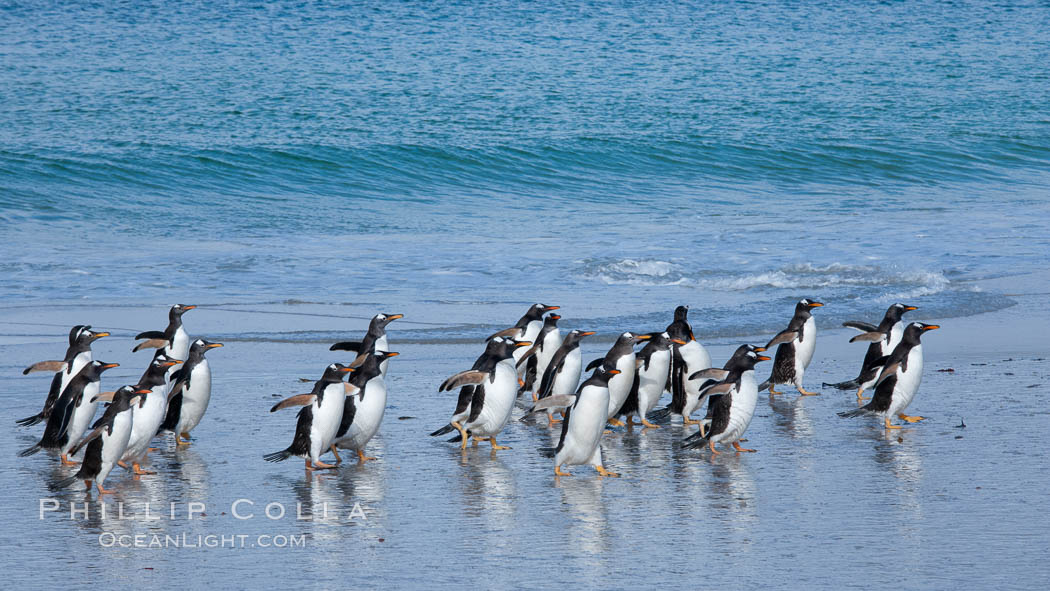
left=885, top=322, right=904, bottom=356
left=553, top=349, right=583, bottom=395
left=98, top=410, right=134, bottom=486
left=337, top=379, right=388, bottom=450
left=376, top=335, right=390, bottom=376
left=794, top=317, right=817, bottom=380
left=888, top=345, right=924, bottom=416
left=638, top=352, right=671, bottom=415
left=61, top=351, right=92, bottom=394
left=556, top=386, right=609, bottom=467
left=170, top=327, right=190, bottom=361
left=535, top=331, right=562, bottom=380
left=309, top=383, right=347, bottom=460
left=466, top=360, right=517, bottom=437
left=62, top=380, right=101, bottom=458
left=177, top=361, right=212, bottom=434
left=606, top=354, right=636, bottom=419
left=680, top=340, right=712, bottom=415
left=715, top=372, right=759, bottom=444
left=123, top=383, right=170, bottom=463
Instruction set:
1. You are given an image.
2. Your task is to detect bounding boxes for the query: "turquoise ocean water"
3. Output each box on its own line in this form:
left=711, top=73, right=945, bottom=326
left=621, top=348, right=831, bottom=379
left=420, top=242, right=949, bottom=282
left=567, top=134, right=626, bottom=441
left=3, top=1, right=1049, bottom=339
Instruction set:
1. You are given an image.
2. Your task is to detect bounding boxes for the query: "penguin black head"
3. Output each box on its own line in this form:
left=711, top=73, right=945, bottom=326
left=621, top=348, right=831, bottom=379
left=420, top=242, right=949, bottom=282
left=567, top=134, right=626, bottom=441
left=615, top=331, right=651, bottom=347
left=112, top=385, right=151, bottom=411
left=544, top=314, right=561, bottom=326
left=91, top=360, right=120, bottom=374
left=191, top=338, right=223, bottom=356
left=563, top=329, right=596, bottom=346
left=903, top=321, right=940, bottom=343
left=673, top=305, right=689, bottom=322
left=741, top=349, right=772, bottom=369
left=645, top=332, right=682, bottom=350
left=169, top=303, right=196, bottom=320
left=498, top=338, right=532, bottom=360
left=886, top=303, right=918, bottom=323
left=526, top=303, right=560, bottom=320
left=373, top=313, right=403, bottom=330
left=587, top=365, right=621, bottom=386
left=375, top=351, right=400, bottom=361
left=321, top=363, right=355, bottom=382
left=795, top=299, right=824, bottom=317
left=72, top=325, right=110, bottom=345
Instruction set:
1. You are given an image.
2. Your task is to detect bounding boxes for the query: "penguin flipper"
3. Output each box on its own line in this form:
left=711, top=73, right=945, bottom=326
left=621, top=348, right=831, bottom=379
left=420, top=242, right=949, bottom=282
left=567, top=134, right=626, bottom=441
left=670, top=347, right=686, bottom=413
left=15, top=412, right=45, bottom=427
left=765, top=330, right=799, bottom=349
left=330, top=341, right=362, bottom=352
left=486, top=327, right=521, bottom=341
left=689, top=368, right=728, bottom=381
left=22, top=360, right=67, bottom=375
left=524, top=394, right=576, bottom=415
left=270, top=394, right=317, bottom=412
left=536, top=361, right=560, bottom=400
left=133, top=338, right=169, bottom=352
left=849, top=331, right=886, bottom=343
left=843, top=321, right=878, bottom=332
left=439, top=370, right=490, bottom=392
left=135, top=330, right=167, bottom=340
left=430, top=424, right=455, bottom=436
left=67, top=422, right=108, bottom=457
left=160, top=392, right=182, bottom=432
left=585, top=358, right=604, bottom=372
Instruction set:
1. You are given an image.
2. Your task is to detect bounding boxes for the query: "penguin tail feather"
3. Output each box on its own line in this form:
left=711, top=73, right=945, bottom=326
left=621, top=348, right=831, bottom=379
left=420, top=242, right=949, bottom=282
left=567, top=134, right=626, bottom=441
left=758, top=379, right=772, bottom=391
left=823, top=379, right=860, bottom=390
left=647, top=407, right=672, bottom=424
left=429, top=424, right=455, bottom=437
left=446, top=433, right=464, bottom=443
left=837, top=407, right=872, bottom=419
left=48, top=475, right=79, bottom=492
left=18, top=444, right=42, bottom=457
left=263, top=449, right=292, bottom=463
left=680, top=434, right=710, bottom=450
left=538, top=447, right=557, bottom=458
left=15, top=413, right=44, bottom=427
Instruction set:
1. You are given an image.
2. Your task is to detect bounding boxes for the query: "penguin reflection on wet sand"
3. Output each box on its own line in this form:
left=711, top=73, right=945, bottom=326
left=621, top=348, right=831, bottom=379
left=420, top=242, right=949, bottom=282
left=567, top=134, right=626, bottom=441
left=760, top=298, right=824, bottom=396
left=682, top=348, right=769, bottom=454
left=50, top=386, right=150, bottom=495
left=160, top=338, right=224, bottom=445
left=528, top=366, right=622, bottom=477
left=330, top=312, right=403, bottom=377
left=825, top=303, right=917, bottom=401
left=266, top=363, right=355, bottom=470
left=18, top=325, right=110, bottom=427
left=839, top=322, right=939, bottom=429
left=438, top=338, right=533, bottom=450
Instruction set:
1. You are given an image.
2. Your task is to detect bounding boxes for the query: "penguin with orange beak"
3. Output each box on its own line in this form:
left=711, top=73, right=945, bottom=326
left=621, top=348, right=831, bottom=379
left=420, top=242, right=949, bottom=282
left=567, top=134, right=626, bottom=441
left=760, top=298, right=824, bottom=396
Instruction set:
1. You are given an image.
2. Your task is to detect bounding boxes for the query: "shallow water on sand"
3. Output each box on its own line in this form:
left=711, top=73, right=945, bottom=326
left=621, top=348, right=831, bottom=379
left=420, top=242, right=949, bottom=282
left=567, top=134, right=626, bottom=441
left=1, top=294, right=1048, bottom=589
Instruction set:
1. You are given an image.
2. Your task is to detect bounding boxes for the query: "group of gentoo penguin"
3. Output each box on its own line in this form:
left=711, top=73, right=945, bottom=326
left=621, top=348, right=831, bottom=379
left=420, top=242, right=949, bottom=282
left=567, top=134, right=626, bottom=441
left=17, top=305, right=222, bottom=494
left=425, top=300, right=940, bottom=477
left=19, top=300, right=940, bottom=489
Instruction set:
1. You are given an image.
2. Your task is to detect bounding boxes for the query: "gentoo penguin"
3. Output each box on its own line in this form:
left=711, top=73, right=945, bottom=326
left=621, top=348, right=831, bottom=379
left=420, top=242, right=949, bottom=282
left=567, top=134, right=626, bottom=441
left=759, top=299, right=824, bottom=395
left=690, top=344, right=766, bottom=436
left=333, top=351, right=399, bottom=463
left=49, top=386, right=149, bottom=495
left=160, top=339, right=224, bottom=445
left=330, top=312, right=403, bottom=377
left=265, top=363, right=354, bottom=470
left=825, top=303, right=918, bottom=401
left=19, top=360, right=119, bottom=464
left=488, top=303, right=559, bottom=369
left=18, top=325, right=110, bottom=427
left=584, top=332, right=651, bottom=426
left=119, top=353, right=182, bottom=475
left=838, top=322, right=939, bottom=429
left=660, top=305, right=712, bottom=424
left=534, top=329, right=596, bottom=425
left=132, top=304, right=196, bottom=361
left=430, top=338, right=508, bottom=442
left=438, top=338, right=532, bottom=450
left=618, top=332, right=685, bottom=429
left=681, top=349, right=770, bottom=453
left=518, top=313, right=562, bottom=397
left=530, top=366, right=622, bottom=477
